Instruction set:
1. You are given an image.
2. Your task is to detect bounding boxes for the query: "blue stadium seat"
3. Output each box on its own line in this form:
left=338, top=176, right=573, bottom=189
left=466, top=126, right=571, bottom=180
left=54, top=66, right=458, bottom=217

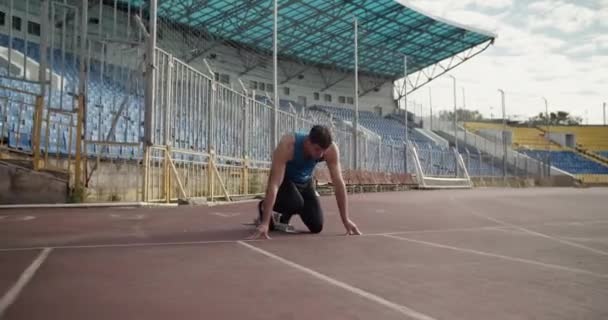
left=311, top=105, right=436, bottom=148
left=1, top=33, right=151, bottom=158
left=519, top=150, right=608, bottom=174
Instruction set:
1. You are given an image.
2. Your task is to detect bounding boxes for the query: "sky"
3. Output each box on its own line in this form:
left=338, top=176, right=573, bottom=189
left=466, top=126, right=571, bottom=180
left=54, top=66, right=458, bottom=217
left=398, top=0, right=608, bottom=125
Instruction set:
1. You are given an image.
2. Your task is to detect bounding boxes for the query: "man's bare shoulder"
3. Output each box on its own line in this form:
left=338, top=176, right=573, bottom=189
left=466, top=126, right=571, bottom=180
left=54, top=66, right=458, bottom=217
left=279, top=133, right=295, bottom=146
left=324, top=142, right=340, bottom=163
left=274, top=133, right=296, bottom=162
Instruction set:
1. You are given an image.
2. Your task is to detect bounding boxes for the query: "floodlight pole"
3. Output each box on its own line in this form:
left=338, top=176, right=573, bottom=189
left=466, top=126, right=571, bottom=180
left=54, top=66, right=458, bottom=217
left=272, top=0, right=279, bottom=149
left=448, top=75, right=457, bottom=176
left=353, top=17, right=359, bottom=170
left=499, top=89, right=506, bottom=178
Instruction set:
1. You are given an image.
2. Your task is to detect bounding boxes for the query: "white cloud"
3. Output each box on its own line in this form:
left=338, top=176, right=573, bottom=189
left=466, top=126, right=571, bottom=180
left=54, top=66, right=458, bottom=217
left=528, top=1, right=596, bottom=33
left=565, top=43, right=596, bottom=56
left=598, top=7, right=608, bottom=28
left=398, top=0, right=606, bottom=124
left=528, top=1, right=554, bottom=13
left=461, top=0, right=513, bottom=10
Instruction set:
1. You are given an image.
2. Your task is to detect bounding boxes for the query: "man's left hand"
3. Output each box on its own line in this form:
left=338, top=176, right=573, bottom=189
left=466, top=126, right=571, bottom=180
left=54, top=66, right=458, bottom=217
left=343, top=219, right=362, bottom=236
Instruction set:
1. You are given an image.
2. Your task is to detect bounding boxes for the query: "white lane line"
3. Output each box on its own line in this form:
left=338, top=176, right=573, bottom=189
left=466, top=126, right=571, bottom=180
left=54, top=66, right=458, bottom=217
left=376, top=226, right=509, bottom=236
left=0, top=229, right=503, bottom=252
left=468, top=211, right=608, bottom=256
left=0, top=216, right=36, bottom=222
left=237, top=241, right=438, bottom=320
left=209, top=212, right=240, bottom=218
left=0, top=248, right=52, bottom=318
left=0, top=240, right=239, bottom=252
left=109, top=213, right=146, bottom=220
left=558, top=236, right=607, bottom=243
left=383, top=235, right=608, bottom=278
left=1, top=218, right=607, bottom=253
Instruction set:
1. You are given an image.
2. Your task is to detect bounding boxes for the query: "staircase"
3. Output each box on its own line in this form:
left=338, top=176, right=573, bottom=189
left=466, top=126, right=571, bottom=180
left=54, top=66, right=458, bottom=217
left=534, top=125, right=608, bottom=168
left=576, top=147, right=608, bottom=167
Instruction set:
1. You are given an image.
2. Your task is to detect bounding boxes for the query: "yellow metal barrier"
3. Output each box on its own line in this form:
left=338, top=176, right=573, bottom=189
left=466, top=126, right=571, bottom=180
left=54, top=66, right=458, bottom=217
left=143, top=146, right=270, bottom=203
left=576, top=174, right=608, bottom=185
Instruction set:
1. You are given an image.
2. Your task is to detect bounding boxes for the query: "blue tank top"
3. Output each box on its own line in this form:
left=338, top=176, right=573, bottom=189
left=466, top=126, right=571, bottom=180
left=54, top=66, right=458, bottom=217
left=284, top=132, right=323, bottom=184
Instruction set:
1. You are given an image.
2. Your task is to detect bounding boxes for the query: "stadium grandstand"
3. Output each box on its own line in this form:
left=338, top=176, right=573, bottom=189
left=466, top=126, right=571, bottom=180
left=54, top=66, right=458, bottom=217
left=0, top=0, right=590, bottom=204
left=463, top=121, right=608, bottom=183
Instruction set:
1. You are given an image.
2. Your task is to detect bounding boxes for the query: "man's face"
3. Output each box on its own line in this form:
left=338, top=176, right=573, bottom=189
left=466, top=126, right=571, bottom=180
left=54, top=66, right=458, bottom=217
left=304, top=140, right=327, bottom=160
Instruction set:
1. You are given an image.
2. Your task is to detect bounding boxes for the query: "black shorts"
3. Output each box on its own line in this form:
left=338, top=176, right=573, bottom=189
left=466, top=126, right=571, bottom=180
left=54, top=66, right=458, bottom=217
left=261, top=179, right=323, bottom=233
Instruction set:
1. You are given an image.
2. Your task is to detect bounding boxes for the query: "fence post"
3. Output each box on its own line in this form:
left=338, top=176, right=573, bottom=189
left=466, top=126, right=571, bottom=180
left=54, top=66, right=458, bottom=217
left=403, top=142, right=408, bottom=173
left=73, top=95, right=85, bottom=191
left=390, top=144, right=394, bottom=173
left=364, top=137, right=369, bottom=171
left=377, top=142, right=382, bottom=172
left=243, top=95, right=249, bottom=159
left=464, top=148, right=471, bottom=174
left=514, top=152, right=519, bottom=177
left=242, top=156, right=249, bottom=195
left=204, top=60, right=216, bottom=153
left=164, top=146, right=170, bottom=203
left=208, top=149, right=216, bottom=202
left=477, top=149, right=482, bottom=176
left=142, top=146, right=150, bottom=202
left=32, top=96, right=44, bottom=170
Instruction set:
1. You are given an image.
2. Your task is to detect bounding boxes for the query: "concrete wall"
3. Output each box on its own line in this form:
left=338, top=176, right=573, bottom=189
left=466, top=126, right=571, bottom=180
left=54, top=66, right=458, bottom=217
left=548, top=132, right=576, bottom=148
left=0, top=161, right=68, bottom=204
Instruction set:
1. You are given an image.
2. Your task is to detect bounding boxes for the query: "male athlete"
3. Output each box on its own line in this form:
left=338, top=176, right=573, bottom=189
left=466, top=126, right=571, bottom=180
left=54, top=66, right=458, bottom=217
left=248, top=125, right=362, bottom=240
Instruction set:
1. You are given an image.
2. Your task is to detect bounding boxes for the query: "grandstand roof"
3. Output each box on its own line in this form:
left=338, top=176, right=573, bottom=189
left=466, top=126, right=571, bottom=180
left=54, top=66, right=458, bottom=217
left=147, top=0, right=496, bottom=79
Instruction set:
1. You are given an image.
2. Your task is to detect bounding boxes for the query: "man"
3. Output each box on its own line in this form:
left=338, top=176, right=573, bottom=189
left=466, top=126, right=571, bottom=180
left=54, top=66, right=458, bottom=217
left=248, top=125, right=361, bottom=240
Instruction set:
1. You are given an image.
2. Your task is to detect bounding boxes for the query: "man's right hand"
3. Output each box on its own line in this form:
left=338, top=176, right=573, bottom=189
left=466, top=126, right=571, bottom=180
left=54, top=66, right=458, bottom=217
left=246, top=223, right=271, bottom=240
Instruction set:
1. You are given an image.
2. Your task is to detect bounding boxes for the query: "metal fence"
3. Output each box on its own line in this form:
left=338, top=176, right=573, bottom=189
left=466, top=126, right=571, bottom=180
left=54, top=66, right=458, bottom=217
left=0, top=0, right=429, bottom=204
left=428, top=116, right=567, bottom=179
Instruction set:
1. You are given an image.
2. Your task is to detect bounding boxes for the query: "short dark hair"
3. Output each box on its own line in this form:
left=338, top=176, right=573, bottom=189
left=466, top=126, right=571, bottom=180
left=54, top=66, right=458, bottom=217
left=308, top=125, right=333, bottom=149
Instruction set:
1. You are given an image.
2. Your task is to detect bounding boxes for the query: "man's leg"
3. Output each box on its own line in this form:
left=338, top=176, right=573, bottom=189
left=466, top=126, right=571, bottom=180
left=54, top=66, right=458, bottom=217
left=298, top=180, right=324, bottom=234
left=259, top=179, right=304, bottom=230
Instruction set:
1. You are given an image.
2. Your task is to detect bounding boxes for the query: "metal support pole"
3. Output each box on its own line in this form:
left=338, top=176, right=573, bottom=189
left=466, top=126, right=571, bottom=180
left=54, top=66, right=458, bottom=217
left=448, top=75, right=457, bottom=176
left=450, top=75, right=457, bottom=151
left=142, top=0, right=157, bottom=202
left=73, top=0, right=88, bottom=189
left=353, top=17, right=359, bottom=170
left=38, top=0, right=49, bottom=91
left=144, top=0, right=157, bottom=147
left=377, top=142, right=382, bottom=172
left=272, top=0, right=279, bottom=149
left=603, top=102, right=606, bottom=126
left=543, top=97, right=550, bottom=176
left=390, top=144, right=394, bottom=173
left=462, top=87, right=467, bottom=148
left=403, top=55, right=408, bottom=172
left=33, top=0, right=49, bottom=171
left=243, top=97, right=250, bottom=158
left=428, top=87, right=432, bottom=131
left=499, top=89, right=507, bottom=178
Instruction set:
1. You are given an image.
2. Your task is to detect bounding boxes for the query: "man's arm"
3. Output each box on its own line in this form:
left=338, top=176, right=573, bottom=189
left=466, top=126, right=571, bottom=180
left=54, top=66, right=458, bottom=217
left=325, top=144, right=348, bottom=224
left=325, top=143, right=361, bottom=235
left=255, top=135, right=292, bottom=236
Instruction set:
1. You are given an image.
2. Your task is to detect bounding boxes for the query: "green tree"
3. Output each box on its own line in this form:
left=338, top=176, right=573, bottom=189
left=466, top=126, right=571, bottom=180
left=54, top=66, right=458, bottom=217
left=439, top=109, right=484, bottom=121
left=526, top=111, right=582, bottom=126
